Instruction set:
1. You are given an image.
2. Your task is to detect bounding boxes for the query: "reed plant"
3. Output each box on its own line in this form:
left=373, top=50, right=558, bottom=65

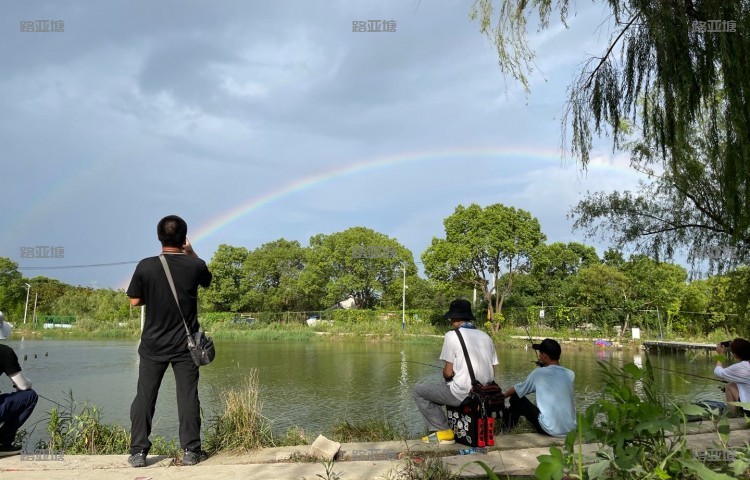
left=32, top=390, right=178, bottom=456
left=328, top=418, right=407, bottom=443
left=203, top=369, right=275, bottom=452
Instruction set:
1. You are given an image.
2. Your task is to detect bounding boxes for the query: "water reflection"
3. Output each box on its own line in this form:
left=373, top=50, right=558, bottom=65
left=4, top=338, right=727, bottom=446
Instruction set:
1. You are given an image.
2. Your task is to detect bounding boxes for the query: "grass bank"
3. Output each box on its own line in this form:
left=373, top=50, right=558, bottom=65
left=14, top=314, right=737, bottom=351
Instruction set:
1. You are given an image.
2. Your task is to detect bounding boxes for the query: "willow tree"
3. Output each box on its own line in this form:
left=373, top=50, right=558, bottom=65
left=471, top=0, right=750, bottom=262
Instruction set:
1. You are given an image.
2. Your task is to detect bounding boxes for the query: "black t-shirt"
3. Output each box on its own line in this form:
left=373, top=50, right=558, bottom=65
left=127, top=254, right=212, bottom=361
left=0, top=344, right=22, bottom=378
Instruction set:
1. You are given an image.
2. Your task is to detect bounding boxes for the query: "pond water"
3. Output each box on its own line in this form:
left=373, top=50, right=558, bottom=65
left=3, top=337, right=724, bottom=446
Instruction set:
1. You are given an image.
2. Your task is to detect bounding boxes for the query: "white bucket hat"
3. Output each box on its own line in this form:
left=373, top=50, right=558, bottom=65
left=0, top=311, right=13, bottom=339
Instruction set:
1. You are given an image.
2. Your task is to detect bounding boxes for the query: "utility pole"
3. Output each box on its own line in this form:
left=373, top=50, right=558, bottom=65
left=23, top=283, right=31, bottom=324
left=32, top=292, right=38, bottom=324
left=401, top=263, right=406, bottom=332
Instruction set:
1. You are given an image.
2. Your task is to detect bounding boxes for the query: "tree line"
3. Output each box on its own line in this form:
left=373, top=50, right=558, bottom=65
left=2, top=203, right=746, bottom=337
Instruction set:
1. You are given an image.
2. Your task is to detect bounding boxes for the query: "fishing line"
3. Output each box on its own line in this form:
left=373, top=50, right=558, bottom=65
left=37, top=392, right=66, bottom=408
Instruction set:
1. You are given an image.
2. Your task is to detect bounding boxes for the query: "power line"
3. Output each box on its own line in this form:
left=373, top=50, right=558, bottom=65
left=18, top=261, right=139, bottom=270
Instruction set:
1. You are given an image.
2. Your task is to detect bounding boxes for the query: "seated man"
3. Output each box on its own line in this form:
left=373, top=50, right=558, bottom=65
left=502, top=338, right=576, bottom=437
left=413, top=299, right=498, bottom=444
left=0, top=312, right=38, bottom=456
left=714, top=338, right=750, bottom=415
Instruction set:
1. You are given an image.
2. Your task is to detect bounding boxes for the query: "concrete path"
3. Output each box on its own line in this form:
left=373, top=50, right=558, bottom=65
left=1, top=419, right=747, bottom=479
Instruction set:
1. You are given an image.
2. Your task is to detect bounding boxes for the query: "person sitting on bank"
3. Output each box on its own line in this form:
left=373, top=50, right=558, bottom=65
left=0, top=312, right=39, bottom=457
left=714, top=338, right=750, bottom=415
left=501, top=338, right=576, bottom=437
left=413, top=299, right=498, bottom=444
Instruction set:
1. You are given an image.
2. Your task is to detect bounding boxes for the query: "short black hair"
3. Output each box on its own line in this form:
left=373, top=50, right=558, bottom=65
left=731, top=338, right=750, bottom=361
left=157, top=215, right=188, bottom=248
left=533, top=338, right=562, bottom=361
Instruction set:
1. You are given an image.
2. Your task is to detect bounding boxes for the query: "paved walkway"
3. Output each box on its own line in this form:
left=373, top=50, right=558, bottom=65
left=1, top=419, right=747, bottom=479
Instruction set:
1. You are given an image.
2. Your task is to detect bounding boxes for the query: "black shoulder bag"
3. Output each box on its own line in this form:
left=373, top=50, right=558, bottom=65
left=159, top=255, right=215, bottom=367
left=454, top=328, right=504, bottom=412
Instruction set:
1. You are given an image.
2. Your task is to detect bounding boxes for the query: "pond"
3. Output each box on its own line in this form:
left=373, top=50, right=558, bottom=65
left=3, top=337, right=724, bottom=446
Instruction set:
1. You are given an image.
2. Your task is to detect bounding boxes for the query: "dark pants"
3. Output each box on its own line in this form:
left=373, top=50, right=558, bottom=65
left=130, top=355, right=200, bottom=455
left=502, top=393, right=551, bottom=436
left=0, top=389, right=38, bottom=445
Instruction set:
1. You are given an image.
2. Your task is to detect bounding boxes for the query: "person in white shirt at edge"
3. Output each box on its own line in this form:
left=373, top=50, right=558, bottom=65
left=502, top=338, right=576, bottom=437
left=0, top=312, right=38, bottom=457
left=714, top=338, right=750, bottom=416
left=413, top=299, right=498, bottom=444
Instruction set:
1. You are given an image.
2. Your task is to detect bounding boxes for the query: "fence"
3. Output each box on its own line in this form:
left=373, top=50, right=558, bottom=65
left=36, top=315, right=77, bottom=325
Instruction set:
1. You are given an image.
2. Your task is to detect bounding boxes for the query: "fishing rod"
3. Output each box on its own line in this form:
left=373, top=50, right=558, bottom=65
left=648, top=365, right=726, bottom=383
left=379, top=360, right=442, bottom=370
left=523, top=324, right=544, bottom=367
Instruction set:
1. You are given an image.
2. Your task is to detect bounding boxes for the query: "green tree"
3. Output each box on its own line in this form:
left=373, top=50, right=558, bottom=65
left=528, top=241, right=599, bottom=306
left=202, top=244, right=250, bottom=312
left=621, top=255, right=687, bottom=336
left=726, top=266, right=750, bottom=336
left=473, top=0, right=750, bottom=262
left=677, top=278, right=712, bottom=335
left=28, top=276, right=70, bottom=317
left=567, top=263, right=627, bottom=332
left=421, top=203, right=546, bottom=330
left=0, top=257, right=27, bottom=319
left=299, top=227, right=416, bottom=309
left=567, top=255, right=686, bottom=336
left=240, top=239, right=310, bottom=312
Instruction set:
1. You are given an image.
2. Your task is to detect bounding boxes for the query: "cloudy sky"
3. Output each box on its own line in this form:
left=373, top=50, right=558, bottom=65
left=0, top=0, right=646, bottom=290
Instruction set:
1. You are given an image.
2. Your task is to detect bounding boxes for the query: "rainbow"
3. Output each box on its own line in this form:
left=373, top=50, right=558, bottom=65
left=188, top=145, right=630, bottom=243
left=107, top=145, right=629, bottom=290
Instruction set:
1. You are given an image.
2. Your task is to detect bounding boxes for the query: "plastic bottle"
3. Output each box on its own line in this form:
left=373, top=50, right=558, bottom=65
left=458, top=447, right=487, bottom=455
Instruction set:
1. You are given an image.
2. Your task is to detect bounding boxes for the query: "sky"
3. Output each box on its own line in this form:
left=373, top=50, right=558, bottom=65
left=0, top=0, right=648, bottom=290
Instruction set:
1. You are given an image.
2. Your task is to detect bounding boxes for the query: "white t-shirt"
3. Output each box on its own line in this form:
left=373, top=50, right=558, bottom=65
left=714, top=360, right=750, bottom=403
left=514, top=365, right=576, bottom=437
left=440, top=327, right=498, bottom=401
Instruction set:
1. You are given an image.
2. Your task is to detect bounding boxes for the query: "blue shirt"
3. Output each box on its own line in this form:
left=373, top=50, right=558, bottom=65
left=514, top=365, right=576, bottom=437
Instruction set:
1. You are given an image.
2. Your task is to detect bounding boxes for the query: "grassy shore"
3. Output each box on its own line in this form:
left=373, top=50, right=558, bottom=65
left=13, top=316, right=738, bottom=351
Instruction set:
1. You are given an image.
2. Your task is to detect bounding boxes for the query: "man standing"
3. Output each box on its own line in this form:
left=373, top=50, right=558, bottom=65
left=0, top=312, right=38, bottom=456
left=127, top=215, right=212, bottom=467
left=502, top=338, right=576, bottom=437
left=413, top=299, right=498, bottom=444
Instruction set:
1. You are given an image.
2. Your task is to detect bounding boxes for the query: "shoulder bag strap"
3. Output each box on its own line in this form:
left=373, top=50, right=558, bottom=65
left=159, top=254, right=195, bottom=347
left=454, top=328, right=477, bottom=385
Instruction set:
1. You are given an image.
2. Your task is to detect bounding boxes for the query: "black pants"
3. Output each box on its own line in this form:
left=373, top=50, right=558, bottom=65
left=130, top=354, right=200, bottom=455
left=0, top=389, right=38, bottom=445
left=502, top=393, right=551, bottom=436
